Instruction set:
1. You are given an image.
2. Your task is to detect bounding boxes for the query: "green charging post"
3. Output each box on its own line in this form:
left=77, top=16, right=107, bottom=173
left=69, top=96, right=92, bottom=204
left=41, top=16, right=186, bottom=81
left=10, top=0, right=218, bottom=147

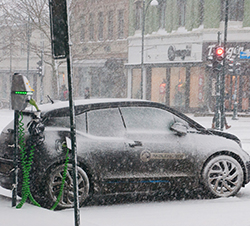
left=11, top=73, right=34, bottom=207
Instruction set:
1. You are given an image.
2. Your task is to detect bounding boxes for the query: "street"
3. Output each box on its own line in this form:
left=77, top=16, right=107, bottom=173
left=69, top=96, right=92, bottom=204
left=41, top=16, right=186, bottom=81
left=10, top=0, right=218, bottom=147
left=1, top=109, right=250, bottom=226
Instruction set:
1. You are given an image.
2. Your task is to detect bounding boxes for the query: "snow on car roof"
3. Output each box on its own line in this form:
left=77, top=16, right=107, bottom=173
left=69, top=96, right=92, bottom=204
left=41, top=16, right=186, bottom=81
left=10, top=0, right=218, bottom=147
left=37, top=98, right=147, bottom=113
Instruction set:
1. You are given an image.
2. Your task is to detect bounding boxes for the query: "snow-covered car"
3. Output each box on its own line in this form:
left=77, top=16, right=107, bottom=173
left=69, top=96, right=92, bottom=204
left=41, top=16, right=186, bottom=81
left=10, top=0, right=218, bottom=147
left=0, top=98, right=250, bottom=209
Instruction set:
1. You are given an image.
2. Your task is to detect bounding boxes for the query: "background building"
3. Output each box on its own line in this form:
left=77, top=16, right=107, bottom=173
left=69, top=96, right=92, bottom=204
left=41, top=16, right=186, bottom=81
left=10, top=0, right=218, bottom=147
left=71, top=0, right=129, bottom=99
left=127, top=0, right=250, bottom=112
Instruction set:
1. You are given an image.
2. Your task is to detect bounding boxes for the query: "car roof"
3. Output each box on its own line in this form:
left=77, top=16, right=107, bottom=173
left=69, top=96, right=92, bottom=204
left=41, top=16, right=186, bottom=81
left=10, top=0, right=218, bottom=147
left=22, top=98, right=205, bottom=130
left=37, top=98, right=148, bottom=113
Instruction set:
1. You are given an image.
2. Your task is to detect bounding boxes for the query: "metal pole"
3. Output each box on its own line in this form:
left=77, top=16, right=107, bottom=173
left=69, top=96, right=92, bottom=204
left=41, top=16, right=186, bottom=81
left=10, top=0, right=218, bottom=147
left=221, top=0, right=229, bottom=130
left=140, top=0, right=145, bottom=99
left=26, top=16, right=30, bottom=78
left=66, top=0, right=80, bottom=225
left=12, top=110, right=19, bottom=207
left=215, top=32, right=221, bottom=129
left=232, top=50, right=239, bottom=120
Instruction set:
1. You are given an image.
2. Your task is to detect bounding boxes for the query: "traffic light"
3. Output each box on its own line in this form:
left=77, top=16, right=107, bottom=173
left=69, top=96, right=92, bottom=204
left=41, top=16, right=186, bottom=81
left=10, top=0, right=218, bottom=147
left=37, top=60, right=42, bottom=76
left=212, top=46, right=225, bottom=71
left=227, top=58, right=241, bottom=75
left=235, top=62, right=241, bottom=75
left=215, top=46, right=225, bottom=61
left=228, top=59, right=234, bottom=74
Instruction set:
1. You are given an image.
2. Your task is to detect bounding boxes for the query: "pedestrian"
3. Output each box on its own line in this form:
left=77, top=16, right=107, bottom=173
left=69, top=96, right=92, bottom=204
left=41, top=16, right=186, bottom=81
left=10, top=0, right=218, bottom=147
left=212, top=115, right=231, bottom=129
left=84, top=87, right=90, bottom=99
left=60, top=85, right=68, bottom=101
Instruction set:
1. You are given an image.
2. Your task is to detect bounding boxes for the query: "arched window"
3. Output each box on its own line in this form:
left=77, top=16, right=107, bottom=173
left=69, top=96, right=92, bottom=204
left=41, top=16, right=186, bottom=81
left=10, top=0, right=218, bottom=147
left=178, top=0, right=187, bottom=27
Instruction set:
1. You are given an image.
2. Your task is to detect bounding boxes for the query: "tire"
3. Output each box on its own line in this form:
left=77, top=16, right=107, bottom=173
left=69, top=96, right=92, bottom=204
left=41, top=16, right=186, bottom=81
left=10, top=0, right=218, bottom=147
left=202, top=155, right=244, bottom=198
left=45, top=164, right=90, bottom=209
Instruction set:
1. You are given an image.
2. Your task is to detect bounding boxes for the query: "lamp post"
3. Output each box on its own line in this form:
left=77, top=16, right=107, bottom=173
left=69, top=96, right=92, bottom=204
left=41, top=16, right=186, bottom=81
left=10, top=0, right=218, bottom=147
left=140, top=0, right=158, bottom=99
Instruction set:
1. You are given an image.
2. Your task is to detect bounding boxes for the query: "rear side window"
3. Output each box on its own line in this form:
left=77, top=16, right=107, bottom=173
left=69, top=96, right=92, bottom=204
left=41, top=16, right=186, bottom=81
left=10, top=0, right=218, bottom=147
left=44, top=116, right=70, bottom=128
left=44, top=113, right=87, bottom=133
left=120, top=107, right=174, bottom=132
left=87, top=108, right=125, bottom=137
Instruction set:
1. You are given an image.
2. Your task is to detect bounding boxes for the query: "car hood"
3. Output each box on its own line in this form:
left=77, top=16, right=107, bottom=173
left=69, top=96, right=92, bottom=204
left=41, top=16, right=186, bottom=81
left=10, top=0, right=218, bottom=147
left=205, top=128, right=241, bottom=147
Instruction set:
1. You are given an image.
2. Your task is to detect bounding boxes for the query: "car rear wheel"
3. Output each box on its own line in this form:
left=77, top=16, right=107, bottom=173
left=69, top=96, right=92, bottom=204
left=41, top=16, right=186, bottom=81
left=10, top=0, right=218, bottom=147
left=46, top=164, right=90, bottom=209
left=202, top=155, right=244, bottom=198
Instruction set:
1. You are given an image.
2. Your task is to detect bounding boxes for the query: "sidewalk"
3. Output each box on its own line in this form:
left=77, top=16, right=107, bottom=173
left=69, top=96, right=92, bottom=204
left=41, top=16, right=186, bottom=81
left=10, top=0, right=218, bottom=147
left=194, top=111, right=250, bottom=117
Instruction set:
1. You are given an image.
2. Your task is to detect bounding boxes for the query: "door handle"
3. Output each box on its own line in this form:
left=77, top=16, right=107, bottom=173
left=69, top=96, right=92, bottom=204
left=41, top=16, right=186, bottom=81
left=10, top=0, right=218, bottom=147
left=128, top=141, right=142, bottom=147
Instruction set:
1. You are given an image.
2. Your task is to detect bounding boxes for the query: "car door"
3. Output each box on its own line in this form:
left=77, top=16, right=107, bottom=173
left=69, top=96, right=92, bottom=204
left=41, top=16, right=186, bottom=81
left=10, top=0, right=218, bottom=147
left=120, top=106, right=197, bottom=191
left=76, top=107, right=139, bottom=193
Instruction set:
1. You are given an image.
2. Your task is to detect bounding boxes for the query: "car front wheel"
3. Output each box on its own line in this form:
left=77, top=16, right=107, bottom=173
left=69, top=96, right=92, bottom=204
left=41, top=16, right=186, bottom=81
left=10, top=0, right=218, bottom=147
left=46, top=164, right=90, bottom=209
left=202, top=155, right=244, bottom=198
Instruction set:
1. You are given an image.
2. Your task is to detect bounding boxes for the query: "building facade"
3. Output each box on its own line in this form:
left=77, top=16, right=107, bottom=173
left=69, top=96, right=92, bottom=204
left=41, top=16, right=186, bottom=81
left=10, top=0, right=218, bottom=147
left=71, top=0, right=130, bottom=99
left=127, top=0, right=250, bottom=112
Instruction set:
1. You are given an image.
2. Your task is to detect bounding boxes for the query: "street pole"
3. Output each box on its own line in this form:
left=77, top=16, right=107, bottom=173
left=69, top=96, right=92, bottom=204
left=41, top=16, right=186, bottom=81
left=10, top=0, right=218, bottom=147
left=65, top=1, right=80, bottom=225
left=140, top=0, right=145, bottom=99
left=140, top=0, right=158, bottom=99
left=215, top=32, right=221, bottom=129
left=26, top=16, right=31, bottom=79
left=220, top=0, right=229, bottom=130
left=232, top=48, right=239, bottom=120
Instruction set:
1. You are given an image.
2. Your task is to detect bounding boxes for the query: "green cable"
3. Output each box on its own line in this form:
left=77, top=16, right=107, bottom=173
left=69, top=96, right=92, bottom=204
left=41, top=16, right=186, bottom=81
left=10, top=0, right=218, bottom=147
left=16, top=111, right=69, bottom=210
left=16, top=112, right=40, bottom=208
left=50, top=147, right=69, bottom=210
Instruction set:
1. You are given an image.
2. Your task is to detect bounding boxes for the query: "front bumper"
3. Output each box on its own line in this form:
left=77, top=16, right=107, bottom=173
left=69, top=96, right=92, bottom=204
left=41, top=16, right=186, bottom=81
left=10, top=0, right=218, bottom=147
left=245, top=161, right=250, bottom=184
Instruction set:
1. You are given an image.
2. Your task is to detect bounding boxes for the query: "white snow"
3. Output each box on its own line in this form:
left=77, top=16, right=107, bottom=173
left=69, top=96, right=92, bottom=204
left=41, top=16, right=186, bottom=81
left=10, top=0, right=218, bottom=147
left=1, top=109, right=250, bottom=226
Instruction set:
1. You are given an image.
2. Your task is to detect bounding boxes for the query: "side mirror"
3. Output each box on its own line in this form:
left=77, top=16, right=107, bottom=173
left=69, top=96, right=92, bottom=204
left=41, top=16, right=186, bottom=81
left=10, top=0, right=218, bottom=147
left=171, top=122, right=187, bottom=136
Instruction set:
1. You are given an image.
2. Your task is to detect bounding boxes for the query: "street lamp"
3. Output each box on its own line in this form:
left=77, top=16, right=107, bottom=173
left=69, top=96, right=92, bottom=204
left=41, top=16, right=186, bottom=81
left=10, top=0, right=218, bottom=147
left=140, top=0, right=158, bottom=99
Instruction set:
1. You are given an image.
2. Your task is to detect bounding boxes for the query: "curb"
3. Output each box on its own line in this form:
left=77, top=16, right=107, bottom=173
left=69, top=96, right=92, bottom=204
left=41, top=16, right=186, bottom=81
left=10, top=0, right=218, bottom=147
left=194, top=112, right=250, bottom=117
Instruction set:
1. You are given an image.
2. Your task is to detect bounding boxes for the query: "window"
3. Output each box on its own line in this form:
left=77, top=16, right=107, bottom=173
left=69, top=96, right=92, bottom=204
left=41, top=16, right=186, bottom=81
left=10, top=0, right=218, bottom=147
left=178, top=0, right=186, bottom=27
left=120, top=107, right=174, bottom=132
left=118, top=10, right=124, bottom=39
left=135, top=1, right=142, bottom=30
left=108, top=10, right=114, bottom=40
left=87, top=108, right=125, bottom=137
left=76, top=113, right=87, bottom=133
left=221, top=0, right=244, bottom=21
left=80, top=17, right=85, bottom=42
left=158, top=0, right=166, bottom=29
left=199, top=0, right=204, bottom=25
left=89, top=13, right=95, bottom=41
left=98, top=12, right=104, bottom=41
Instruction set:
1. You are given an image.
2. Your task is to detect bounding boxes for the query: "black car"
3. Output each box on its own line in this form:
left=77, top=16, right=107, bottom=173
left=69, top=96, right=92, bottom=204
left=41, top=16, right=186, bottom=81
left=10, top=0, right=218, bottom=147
left=0, top=98, right=250, bottom=209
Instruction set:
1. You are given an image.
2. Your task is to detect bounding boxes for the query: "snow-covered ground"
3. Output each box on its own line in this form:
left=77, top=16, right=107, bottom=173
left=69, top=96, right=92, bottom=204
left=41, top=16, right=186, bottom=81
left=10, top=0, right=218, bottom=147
left=1, top=109, right=250, bottom=226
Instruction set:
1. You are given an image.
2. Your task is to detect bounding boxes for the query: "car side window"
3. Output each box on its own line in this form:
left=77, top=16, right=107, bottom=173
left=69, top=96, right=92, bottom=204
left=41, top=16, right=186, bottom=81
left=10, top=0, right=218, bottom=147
left=120, top=107, right=174, bottom=132
left=75, top=113, right=87, bottom=133
left=44, top=116, right=71, bottom=128
left=87, top=108, right=125, bottom=137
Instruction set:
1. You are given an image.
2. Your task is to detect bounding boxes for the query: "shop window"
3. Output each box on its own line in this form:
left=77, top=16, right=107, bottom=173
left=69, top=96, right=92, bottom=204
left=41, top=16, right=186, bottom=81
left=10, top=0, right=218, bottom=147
left=151, top=67, right=167, bottom=104
left=220, top=0, right=244, bottom=21
left=132, top=68, right=142, bottom=99
left=189, top=67, right=205, bottom=108
left=170, top=67, right=186, bottom=108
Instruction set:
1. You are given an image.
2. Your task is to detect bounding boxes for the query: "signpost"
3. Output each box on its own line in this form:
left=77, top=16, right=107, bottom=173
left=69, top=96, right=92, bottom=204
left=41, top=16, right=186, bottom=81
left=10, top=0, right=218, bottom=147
left=49, top=1, right=80, bottom=226
left=240, top=51, right=250, bottom=59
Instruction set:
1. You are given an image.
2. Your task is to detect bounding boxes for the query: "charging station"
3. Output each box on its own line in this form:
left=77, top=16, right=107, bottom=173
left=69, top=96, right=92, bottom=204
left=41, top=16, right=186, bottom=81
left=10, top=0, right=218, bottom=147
left=11, top=73, right=34, bottom=207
